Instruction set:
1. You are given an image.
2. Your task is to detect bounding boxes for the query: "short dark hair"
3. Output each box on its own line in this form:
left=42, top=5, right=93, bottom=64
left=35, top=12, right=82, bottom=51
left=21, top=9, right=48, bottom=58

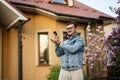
left=67, top=21, right=78, bottom=28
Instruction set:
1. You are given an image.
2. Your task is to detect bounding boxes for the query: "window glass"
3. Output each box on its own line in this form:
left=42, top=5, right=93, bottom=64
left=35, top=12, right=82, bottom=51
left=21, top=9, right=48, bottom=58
left=38, top=32, right=49, bottom=65
left=63, top=31, right=68, bottom=41
left=51, top=0, right=67, bottom=4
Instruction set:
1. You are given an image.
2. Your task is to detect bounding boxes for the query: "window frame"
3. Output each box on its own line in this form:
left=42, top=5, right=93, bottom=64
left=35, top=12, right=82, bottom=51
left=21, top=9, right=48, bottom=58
left=35, top=29, right=52, bottom=66
left=38, top=32, right=49, bottom=66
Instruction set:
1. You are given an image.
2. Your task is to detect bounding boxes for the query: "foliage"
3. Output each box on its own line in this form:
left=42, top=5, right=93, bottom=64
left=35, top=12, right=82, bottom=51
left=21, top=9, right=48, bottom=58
left=47, top=65, right=61, bottom=80
left=105, top=0, right=120, bottom=77
left=105, top=26, right=120, bottom=76
left=84, top=74, right=88, bottom=80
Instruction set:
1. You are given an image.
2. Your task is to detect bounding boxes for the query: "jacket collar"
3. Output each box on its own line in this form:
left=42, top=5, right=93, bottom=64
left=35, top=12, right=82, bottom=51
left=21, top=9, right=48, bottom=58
left=67, top=32, right=78, bottom=40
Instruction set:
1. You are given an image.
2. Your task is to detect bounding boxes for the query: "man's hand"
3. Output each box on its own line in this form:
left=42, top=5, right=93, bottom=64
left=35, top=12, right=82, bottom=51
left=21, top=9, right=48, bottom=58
left=50, top=36, right=61, bottom=45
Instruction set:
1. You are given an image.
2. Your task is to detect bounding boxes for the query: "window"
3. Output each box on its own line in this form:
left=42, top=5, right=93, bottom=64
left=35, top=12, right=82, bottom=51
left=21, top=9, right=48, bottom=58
left=51, top=0, right=67, bottom=4
left=63, top=31, right=68, bottom=41
left=38, top=32, right=49, bottom=65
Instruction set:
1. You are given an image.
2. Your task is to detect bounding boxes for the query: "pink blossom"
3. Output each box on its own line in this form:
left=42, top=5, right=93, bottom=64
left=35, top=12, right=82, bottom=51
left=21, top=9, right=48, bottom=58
left=96, top=49, right=99, bottom=53
left=85, top=52, right=92, bottom=57
left=85, top=47, right=90, bottom=51
left=87, top=25, right=90, bottom=28
left=95, top=46, right=99, bottom=49
left=92, top=33, right=96, bottom=37
left=96, top=35, right=100, bottom=39
left=94, top=54, right=97, bottom=57
left=96, top=29, right=100, bottom=32
left=98, top=26, right=102, bottom=29
left=91, top=44, right=95, bottom=46
left=88, top=33, right=92, bottom=36
left=103, top=38, right=108, bottom=43
left=90, top=66, right=93, bottom=69
left=90, top=63, right=94, bottom=66
left=98, top=49, right=102, bottom=53
left=86, top=28, right=91, bottom=32
left=109, top=33, right=112, bottom=36
left=85, top=52, right=91, bottom=57
left=90, top=40, right=94, bottom=43
left=85, top=47, right=88, bottom=50
left=95, top=47, right=102, bottom=53
left=94, top=38, right=97, bottom=41
left=86, top=36, right=91, bottom=40
left=89, top=57, right=93, bottom=61
left=93, top=57, right=97, bottom=60
left=111, top=53, right=116, bottom=58
left=98, top=58, right=102, bottom=61
left=103, top=57, right=107, bottom=61
left=100, top=31, right=104, bottom=34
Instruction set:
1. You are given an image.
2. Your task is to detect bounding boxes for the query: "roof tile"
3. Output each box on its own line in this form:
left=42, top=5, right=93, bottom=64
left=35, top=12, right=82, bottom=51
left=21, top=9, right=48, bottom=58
left=7, top=0, right=114, bottom=19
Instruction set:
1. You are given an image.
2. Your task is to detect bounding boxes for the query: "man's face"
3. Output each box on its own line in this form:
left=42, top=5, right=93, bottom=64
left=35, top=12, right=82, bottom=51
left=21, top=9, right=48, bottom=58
left=66, top=24, right=76, bottom=36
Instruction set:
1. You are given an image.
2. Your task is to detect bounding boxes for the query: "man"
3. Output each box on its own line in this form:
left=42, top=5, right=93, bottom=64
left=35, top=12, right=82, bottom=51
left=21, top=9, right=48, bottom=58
left=50, top=21, right=85, bottom=80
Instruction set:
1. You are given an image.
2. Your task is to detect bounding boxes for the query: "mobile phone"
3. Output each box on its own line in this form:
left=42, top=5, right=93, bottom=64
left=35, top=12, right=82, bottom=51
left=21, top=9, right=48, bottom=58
left=53, top=31, right=57, bottom=36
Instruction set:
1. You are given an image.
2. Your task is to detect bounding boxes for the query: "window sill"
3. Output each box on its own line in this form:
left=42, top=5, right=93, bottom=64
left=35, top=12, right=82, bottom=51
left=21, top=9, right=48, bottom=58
left=37, top=64, right=50, bottom=67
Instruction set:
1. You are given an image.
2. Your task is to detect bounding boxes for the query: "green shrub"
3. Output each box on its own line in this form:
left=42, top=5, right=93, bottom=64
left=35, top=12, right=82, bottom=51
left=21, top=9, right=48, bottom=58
left=84, top=74, right=88, bottom=80
left=47, top=65, right=61, bottom=80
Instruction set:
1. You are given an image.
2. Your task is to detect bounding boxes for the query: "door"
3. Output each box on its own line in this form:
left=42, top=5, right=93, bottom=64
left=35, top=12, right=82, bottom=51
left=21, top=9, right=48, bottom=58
left=0, top=28, right=2, bottom=79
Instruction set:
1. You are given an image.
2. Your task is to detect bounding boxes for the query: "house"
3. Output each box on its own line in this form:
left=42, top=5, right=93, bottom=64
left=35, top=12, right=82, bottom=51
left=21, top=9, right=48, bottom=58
left=0, top=0, right=114, bottom=80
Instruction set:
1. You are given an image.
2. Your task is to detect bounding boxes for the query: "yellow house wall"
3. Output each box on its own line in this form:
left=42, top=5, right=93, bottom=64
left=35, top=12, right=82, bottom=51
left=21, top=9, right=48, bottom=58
left=104, top=23, right=117, bottom=36
left=0, top=27, right=2, bottom=80
left=8, top=28, right=18, bottom=80
left=2, top=26, right=9, bottom=80
left=2, top=26, right=18, bottom=80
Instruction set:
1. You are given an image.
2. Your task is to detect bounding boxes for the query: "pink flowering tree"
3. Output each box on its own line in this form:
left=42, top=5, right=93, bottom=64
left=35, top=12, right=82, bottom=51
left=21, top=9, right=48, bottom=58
left=84, top=24, right=107, bottom=79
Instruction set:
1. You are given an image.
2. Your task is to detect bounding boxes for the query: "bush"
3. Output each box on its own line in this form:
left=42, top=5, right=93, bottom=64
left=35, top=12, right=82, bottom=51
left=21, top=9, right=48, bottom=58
left=84, top=74, right=88, bottom=80
left=47, top=65, right=61, bottom=80
left=105, top=26, right=120, bottom=77
left=105, top=1, right=120, bottom=78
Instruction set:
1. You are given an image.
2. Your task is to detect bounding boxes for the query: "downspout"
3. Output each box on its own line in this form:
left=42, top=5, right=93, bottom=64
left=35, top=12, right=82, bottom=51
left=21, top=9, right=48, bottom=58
left=18, top=18, right=30, bottom=80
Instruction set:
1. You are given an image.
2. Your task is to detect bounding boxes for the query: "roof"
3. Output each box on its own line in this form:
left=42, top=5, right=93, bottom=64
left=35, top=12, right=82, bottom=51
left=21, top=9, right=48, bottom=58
left=7, top=0, right=114, bottom=20
left=0, top=0, right=28, bottom=29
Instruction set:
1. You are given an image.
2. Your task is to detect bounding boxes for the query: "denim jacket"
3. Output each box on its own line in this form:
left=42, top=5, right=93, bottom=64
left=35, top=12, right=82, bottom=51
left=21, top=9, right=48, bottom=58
left=55, top=33, right=85, bottom=70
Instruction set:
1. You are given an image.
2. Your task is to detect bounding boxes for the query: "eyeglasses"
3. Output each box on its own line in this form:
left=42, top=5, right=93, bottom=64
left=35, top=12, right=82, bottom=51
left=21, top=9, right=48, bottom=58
left=66, top=27, right=74, bottom=30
